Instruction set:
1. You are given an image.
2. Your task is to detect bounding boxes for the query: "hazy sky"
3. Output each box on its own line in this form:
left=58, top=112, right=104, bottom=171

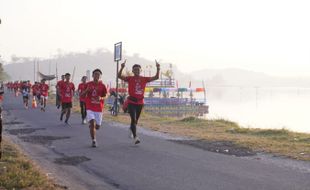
left=1, top=0, right=310, bottom=77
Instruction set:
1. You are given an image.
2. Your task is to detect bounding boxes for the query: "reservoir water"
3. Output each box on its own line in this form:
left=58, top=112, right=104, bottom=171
left=202, top=86, right=310, bottom=133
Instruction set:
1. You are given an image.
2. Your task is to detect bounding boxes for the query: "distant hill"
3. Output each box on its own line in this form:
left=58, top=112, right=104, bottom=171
left=190, top=68, right=310, bottom=87
left=4, top=50, right=310, bottom=88
left=4, top=49, right=181, bottom=86
left=190, top=68, right=272, bottom=86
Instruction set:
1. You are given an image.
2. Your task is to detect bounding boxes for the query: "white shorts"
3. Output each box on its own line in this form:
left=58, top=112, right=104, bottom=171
left=86, top=110, right=103, bottom=126
left=40, top=95, right=48, bottom=100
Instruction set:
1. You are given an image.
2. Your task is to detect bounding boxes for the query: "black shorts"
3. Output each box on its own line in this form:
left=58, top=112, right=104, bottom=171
left=62, top=102, right=72, bottom=109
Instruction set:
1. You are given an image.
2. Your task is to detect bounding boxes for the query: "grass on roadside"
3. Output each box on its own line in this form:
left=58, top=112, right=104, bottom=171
left=104, top=111, right=310, bottom=161
left=0, top=139, right=61, bottom=190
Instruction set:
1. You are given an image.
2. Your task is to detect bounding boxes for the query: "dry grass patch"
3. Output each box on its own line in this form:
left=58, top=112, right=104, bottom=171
left=0, top=139, right=63, bottom=190
left=104, top=111, right=310, bottom=161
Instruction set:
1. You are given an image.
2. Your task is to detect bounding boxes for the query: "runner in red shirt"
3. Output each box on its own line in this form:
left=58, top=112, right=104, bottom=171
left=118, top=59, right=160, bottom=144
left=59, top=73, right=75, bottom=126
left=39, top=79, right=49, bottom=112
left=13, top=81, right=19, bottom=97
left=31, top=82, right=39, bottom=108
left=17, top=81, right=22, bottom=97
left=32, top=82, right=38, bottom=99
left=77, top=76, right=88, bottom=124
left=81, top=69, right=107, bottom=147
left=56, top=75, right=65, bottom=109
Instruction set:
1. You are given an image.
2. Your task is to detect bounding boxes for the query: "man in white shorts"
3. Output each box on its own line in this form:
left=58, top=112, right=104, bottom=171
left=81, top=69, right=107, bottom=147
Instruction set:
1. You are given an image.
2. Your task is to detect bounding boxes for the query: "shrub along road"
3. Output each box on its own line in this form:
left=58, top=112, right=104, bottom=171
left=2, top=93, right=310, bottom=190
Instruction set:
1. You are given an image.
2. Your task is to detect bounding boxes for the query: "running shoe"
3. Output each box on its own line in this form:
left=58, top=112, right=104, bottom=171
left=134, top=137, right=140, bottom=145
left=92, top=140, right=97, bottom=147
left=64, top=121, right=71, bottom=127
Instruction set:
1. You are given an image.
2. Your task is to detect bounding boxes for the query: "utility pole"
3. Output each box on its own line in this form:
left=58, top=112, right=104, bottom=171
left=114, top=42, right=122, bottom=116
left=33, top=60, right=36, bottom=83
left=0, top=106, right=2, bottom=159
left=0, top=18, right=3, bottom=159
left=0, top=18, right=2, bottom=157
left=56, top=62, right=58, bottom=81
left=37, top=59, right=40, bottom=81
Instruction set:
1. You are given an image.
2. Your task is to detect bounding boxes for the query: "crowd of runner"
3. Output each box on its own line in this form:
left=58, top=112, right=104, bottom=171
left=6, top=79, right=49, bottom=110
left=3, top=60, right=160, bottom=147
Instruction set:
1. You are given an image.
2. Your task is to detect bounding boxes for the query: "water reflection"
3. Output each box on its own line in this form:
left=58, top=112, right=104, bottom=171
left=203, top=87, right=310, bottom=133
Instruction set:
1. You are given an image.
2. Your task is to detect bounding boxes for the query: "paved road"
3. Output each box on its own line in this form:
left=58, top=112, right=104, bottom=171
left=2, top=92, right=310, bottom=190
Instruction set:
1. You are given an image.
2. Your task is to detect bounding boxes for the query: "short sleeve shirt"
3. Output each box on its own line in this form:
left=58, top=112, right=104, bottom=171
left=124, top=76, right=151, bottom=105
left=40, top=84, right=49, bottom=97
left=32, top=84, right=39, bottom=94
left=56, top=80, right=64, bottom=92
left=78, top=83, right=88, bottom=102
left=31, top=84, right=36, bottom=94
left=21, top=85, right=30, bottom=96
left=85, top=81, right=107, bottom=112
left=59, top=82, right=75, bottom=103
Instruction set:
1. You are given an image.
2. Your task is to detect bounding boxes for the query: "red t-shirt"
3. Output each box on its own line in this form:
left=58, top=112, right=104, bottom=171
left=124, top=76, right=151, bottom=105
left=26, top=83, right=32, bottom=89
left=40, top=83, right=49, bottom=97
left=85, top=81, right=107, bottom=112
left=13, top=83, right=18, bottom=90
left=78, top=83, right=87, bottom=102
left=59, top=82, right=75, bottom=103
left=32, top=84, right=36, bottom=93
left=32, top=84, right=40, bottom=95
left=56, top=80, right=64, bottom=90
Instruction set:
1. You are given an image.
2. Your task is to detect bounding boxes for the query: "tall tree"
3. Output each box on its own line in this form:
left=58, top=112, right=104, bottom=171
left=0, top=63, right=9, bottom=81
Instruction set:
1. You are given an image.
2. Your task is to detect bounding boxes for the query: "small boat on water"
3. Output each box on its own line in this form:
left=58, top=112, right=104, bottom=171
left=107, top=86, right=209, bottom=117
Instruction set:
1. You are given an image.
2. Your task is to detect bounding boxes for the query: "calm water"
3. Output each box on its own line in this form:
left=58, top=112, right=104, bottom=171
left=199, top=86, right=310, bottom=133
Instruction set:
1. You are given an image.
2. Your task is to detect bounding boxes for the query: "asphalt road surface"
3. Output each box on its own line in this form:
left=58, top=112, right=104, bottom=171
left=2, top=92, right=310, bottom=190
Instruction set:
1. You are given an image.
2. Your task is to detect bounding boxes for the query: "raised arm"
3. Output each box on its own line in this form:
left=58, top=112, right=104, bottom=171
left=150, top=60, right=160, bottom=82
left=118, top=59, right=127, bottom=81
